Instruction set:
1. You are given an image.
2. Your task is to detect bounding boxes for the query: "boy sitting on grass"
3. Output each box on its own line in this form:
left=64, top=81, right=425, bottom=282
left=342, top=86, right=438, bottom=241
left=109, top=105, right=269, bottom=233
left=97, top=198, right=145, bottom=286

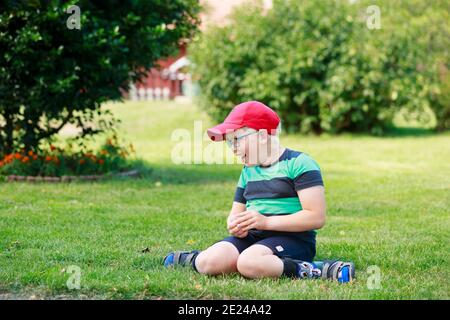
left=164, top=101, right=354, bottom=282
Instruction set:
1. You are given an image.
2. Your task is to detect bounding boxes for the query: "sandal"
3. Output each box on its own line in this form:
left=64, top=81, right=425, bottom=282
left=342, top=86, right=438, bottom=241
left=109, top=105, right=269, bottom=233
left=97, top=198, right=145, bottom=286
left=163, top=250, right=200, bottom=268
left=321, top=260, right=355, bottom=283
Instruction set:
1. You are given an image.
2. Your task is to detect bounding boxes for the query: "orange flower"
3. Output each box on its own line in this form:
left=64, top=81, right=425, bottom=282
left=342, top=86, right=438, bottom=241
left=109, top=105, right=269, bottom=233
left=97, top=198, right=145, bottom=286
left=98, top=159, right=105, bottom=165
left=22, top=156, right=30, bottom=163
left=28, top=150, right=34, bottom=156
left=14, top=153, right=22, bottom=160
left=45, top=155, right=53, bottom=162
left=32, top=155, right=38, bottom=161
left=50, top=145, right=56, bottom=151
left=79, top=159, right=85, bottom=165
left=0, top=161, right=4, bottom=167
left=5, top=154, right=13, bottom=163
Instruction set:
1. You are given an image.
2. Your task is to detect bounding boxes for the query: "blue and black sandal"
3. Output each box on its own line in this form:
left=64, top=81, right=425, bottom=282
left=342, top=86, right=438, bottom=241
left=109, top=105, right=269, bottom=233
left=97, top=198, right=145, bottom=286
left=163, top=250, right=200, bottom=268
left=296, top=261, right=322, bottom=279
left=321, top=260, right=355, bottom=283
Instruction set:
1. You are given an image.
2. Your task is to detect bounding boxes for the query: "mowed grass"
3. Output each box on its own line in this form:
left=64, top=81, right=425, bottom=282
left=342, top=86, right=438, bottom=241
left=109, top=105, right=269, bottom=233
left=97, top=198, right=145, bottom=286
left=0, top=100, right=449, bottom=299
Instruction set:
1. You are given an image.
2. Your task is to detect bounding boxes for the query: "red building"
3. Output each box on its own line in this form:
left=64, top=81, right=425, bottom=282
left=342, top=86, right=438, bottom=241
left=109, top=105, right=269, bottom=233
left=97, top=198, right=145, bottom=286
left=128, top=44, right=190, bottom=101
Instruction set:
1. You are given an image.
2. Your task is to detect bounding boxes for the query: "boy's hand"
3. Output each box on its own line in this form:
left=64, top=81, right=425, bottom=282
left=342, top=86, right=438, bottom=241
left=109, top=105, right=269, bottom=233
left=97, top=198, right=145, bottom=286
left=227, top=212, right=248, bottom=238
left=228, top=210, right=268, bottom=236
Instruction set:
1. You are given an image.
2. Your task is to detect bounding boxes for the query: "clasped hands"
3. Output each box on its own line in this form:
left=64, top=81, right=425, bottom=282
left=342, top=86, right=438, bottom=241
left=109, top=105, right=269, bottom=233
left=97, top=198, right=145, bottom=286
left=227, top=210, right=268, bottom=238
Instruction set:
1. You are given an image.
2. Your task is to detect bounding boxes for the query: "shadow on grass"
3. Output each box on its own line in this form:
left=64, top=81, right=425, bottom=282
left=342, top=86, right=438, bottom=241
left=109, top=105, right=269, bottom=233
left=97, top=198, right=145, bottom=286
left=381, top=126, right=438, bottom=138
left=115, top=159, right=241, bottom=185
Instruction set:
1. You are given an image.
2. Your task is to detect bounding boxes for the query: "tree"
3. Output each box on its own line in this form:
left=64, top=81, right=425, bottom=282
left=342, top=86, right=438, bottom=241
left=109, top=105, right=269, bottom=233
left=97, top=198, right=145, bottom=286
left=0, top=0, right=200, bottom=154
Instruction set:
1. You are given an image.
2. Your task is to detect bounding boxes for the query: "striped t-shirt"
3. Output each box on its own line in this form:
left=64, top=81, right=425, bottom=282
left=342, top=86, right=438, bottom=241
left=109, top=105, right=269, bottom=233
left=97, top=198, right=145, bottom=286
left=233, top=148, right=324, bottom=242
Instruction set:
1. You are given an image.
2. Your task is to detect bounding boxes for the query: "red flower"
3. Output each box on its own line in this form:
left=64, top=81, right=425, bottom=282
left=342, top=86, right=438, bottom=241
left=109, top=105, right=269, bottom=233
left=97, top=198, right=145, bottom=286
left=98, top=159, right=105, bottom=165
left=45, top=155, right=53, bottom=162
left=22, top=156, right=30, bottom=163
left=50, top=145, right=56, bottom=151
left=79, top=159, right=85, bottom=165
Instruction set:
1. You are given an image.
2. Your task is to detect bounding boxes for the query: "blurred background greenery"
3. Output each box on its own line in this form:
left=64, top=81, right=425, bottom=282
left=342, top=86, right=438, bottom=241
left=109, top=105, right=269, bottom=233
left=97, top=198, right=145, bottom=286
left=191, top=0, right=449, bottom=135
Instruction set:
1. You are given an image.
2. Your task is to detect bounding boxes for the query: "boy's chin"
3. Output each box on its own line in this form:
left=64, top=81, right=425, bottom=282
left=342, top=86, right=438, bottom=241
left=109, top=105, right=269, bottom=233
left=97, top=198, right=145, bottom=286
left=243, top=162, right=257, bottom=167
left=240, top=157, right=258, bottom=167
left=237, top=153, right=259, bottom=166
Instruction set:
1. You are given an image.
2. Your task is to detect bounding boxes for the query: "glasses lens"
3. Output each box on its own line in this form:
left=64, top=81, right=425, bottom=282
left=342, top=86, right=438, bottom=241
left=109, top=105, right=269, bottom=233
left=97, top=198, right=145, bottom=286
left=226, top=137, right=237, bottom=148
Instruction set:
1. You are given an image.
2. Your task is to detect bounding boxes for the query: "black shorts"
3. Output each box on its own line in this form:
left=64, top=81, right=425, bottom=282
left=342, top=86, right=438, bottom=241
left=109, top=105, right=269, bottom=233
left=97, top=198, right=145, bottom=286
left=220, top=229, right=316, bottom=262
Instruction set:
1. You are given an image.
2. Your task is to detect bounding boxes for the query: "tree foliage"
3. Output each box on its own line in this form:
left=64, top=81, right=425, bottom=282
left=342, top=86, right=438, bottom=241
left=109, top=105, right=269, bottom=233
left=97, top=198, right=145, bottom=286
left=0, top=0, right=200, bottom=154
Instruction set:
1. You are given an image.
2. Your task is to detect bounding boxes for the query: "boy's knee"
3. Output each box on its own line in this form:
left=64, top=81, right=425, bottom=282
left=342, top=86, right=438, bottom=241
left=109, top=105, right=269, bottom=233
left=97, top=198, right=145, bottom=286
left=195, top=251, right=236, bottom=275
left=237, top=253, right=264, bottom=279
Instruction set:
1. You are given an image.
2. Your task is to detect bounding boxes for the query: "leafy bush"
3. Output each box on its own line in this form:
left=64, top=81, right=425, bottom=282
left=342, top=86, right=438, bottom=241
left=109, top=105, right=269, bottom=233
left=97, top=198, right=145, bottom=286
left=190, top=0, right=449, bottom=134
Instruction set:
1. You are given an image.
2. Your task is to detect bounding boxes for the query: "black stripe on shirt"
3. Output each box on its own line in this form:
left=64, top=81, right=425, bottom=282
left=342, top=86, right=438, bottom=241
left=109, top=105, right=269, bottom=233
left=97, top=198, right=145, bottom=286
left=244, top=177, right=297, bottom=200
left=233, top=187, right=246, bottom=203
left=294, top=170, right=324, bottom=191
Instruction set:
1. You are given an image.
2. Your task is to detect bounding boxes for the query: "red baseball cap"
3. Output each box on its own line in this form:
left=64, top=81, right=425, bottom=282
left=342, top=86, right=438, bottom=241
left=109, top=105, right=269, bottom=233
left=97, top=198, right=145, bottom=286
left=207, top=101, right=280, bottom=141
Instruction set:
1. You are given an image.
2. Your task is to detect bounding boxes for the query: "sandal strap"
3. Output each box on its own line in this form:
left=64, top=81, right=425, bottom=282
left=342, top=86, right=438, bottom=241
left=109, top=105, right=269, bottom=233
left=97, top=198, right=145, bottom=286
left=183, top=252, right=198, bottom=266
left=331, top=261, right=344, bottom=281
left=173, top=251, right=182, bottom=264
left=321, top=260, right=337, bottom=280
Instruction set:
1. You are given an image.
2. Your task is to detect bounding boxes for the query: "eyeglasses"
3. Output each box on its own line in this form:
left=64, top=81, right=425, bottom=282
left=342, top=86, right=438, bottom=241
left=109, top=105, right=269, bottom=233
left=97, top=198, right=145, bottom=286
left=226, top=131, right=258, bottom=148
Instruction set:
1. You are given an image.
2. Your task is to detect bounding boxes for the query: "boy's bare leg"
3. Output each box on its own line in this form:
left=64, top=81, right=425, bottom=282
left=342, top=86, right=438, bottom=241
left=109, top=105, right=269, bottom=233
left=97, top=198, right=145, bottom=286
left=194, top=241, right=240, bottom=275
left=237, top=244, right=284, bottom=279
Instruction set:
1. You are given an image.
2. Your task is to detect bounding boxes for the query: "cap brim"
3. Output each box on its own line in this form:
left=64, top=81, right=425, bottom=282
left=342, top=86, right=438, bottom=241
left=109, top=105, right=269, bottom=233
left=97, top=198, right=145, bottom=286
left=207, top=122, right=243, bottom=141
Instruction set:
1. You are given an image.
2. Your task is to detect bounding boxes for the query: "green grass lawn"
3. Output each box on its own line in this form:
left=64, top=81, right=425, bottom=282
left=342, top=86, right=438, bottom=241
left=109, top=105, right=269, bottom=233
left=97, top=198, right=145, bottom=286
left=0, top=100, right=449, bottom=299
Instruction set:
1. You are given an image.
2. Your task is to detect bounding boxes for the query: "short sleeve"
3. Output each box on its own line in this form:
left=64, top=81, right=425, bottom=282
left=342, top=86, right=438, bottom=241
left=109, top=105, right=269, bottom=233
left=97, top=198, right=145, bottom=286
left=289, top=153, right=324, bottom=191
left=233, top=168, right=247, bottom=204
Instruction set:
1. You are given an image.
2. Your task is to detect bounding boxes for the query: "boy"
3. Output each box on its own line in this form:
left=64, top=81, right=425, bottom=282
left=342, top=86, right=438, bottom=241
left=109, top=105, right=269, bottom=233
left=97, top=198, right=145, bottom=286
left=164, top=101, right=354, bottom=282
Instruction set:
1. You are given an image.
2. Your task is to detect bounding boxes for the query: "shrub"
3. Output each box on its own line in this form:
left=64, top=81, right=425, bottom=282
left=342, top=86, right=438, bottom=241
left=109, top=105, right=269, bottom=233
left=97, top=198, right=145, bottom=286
left=190, top=0, right=449, bottom=134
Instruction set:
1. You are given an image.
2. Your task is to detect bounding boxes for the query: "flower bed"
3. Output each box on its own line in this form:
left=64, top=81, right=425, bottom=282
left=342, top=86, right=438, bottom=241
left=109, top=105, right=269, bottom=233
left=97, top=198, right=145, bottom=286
left=0, top=137, right=139, bottom=181
left=5, top=169, right=141, bottom=183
